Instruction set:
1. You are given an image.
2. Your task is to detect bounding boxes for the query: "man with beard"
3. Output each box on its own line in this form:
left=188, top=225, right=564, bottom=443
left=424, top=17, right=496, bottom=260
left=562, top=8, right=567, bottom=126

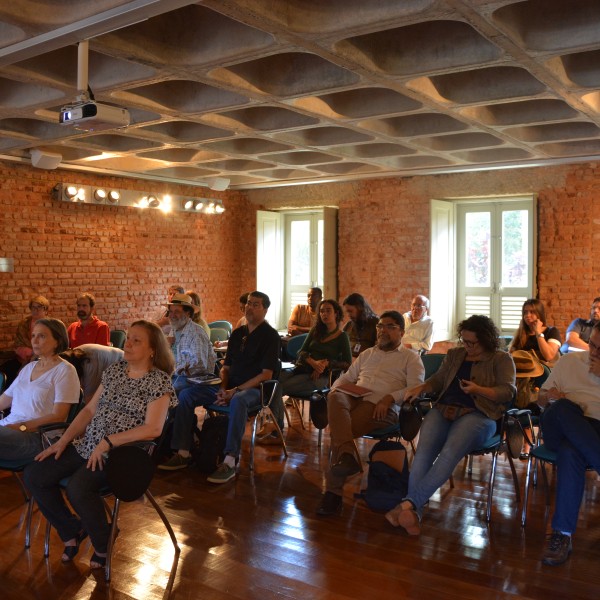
left=537, top=322, right=600, bottom=565
left=66, top=292, right=110, bottom=348
left=316, top=310, right=425, bottom=515
left=560, top=297, right=600, bottom=354
left=167, top=293, right=216, bottom=393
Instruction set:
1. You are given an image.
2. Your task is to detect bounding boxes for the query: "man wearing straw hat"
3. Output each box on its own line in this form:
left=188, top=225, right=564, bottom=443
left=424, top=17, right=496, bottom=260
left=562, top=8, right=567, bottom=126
left=167, top=293, right=216, bottom=393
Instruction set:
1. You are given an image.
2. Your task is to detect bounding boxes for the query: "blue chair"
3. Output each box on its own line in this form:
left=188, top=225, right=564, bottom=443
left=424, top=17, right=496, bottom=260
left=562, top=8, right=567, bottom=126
left=421, top=353, right=445, bottom=380
left=285, top=333, right=308, bottom=361
left=210, top=327, right=229, bottom=344
left=206, top=379, right=287, bottom=472
left=110, top=329, right=127, bottom=349
left=208, top=321, right=232, bottom=336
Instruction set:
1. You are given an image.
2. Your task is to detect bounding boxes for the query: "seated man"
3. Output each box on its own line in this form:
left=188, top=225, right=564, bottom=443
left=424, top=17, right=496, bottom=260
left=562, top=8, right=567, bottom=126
left=316, top=310, right=425, bottom=515
left=537, top=321, right=600, bottom=566
left=288, top=287, right=322, bottom=336
left=167, top=293, right=216, bottom=393
left=402, top=295, right=434, bottom=353
left=67, top=292, right=110, bottom=348
left=560, top=297, right=600, bottom=353
left=160, top=291, right=283, bottom=478
left=342, top=293, right=379, bottom=359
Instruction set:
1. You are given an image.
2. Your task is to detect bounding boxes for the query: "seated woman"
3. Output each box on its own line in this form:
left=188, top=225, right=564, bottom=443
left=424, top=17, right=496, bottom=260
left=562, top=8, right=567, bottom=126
left=509, top=298, right=562, bottom=366
left=1, top=295, right=51, bottom=385
left=279, top=299, right=352, bottom=397
left=24, top=320, right=177, bottom=569
left=0, top=318, right=80, bottom=462
left=186, top=290, right=211, bottom=338
left=386, top=315, right=516, bottom=535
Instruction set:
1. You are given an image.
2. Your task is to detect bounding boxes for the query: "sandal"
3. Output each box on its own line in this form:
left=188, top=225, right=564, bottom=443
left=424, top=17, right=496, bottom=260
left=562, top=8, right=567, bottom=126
left=90, top=552, right=107, bottom=569
left=61, top=530, right=88, bottom=563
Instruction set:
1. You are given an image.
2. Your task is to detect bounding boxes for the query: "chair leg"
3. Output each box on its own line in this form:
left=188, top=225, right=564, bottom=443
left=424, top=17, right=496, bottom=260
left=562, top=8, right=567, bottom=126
left=486, top=450, right=499, bottom=522
left=268, top=408, right=289, bottom=460
left=105, top=498, right=121, bottom=582
left=144, top=490, right=181, bottom=559
left=521, top=454, right=534, bottom=527
left=506, top=451, right=521, bottom=503
left=289, top=397, right=305, bottom=430
left=24, top=496, right=34, bottom=548
left=44, top=518, right=51, bottom=557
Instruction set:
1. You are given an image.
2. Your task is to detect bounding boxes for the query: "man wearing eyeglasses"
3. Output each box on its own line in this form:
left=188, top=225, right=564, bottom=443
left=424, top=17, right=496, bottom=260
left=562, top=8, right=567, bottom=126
left=536, top=321, right=600, bottom=566
left=402, top=295, right=434, bottom=353
left=316, top=310, right=425, bottom=515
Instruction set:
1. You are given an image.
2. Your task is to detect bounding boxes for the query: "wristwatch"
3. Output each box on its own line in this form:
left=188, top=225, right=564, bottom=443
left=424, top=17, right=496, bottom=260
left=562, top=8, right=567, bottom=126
left=536, top=333, right=544, bottom=338
left=19, top=424, right=27, bottom=432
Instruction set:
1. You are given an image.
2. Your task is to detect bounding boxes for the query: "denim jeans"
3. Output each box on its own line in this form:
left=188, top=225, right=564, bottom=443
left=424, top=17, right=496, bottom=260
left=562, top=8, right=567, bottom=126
left=541, top=399, right=600, bottom=534
left=171, top=384, right=219, bottom=451
left=0, top=427, right=43, bottom=462
left=279, top=370, right=329, bottom=397
left=172, top=374, right=193, bottom=393
left=24, top=445, right=111, bottom=553
left=405, top=408, right=496, bottom=516
left=223, top=388, right=262, bottom=458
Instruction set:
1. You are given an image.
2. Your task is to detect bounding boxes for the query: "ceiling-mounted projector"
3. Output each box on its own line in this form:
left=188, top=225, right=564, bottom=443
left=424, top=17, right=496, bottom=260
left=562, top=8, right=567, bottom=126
left=59, top=100, right=130, bottom=131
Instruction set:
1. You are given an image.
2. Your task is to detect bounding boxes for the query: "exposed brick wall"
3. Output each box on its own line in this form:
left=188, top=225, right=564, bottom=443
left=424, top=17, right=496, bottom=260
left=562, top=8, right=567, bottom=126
left=248, top=162, right=600, bottom=336
left=0, top=162, right=257, bottom=347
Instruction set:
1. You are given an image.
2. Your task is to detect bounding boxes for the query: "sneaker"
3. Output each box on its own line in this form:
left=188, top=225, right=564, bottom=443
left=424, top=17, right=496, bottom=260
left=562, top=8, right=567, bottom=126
left=158, top=453, right=192, bottom=471
left=207, top=462, right=236, bottom=484
left=330, top=453, right=360, bottom=478
left=542, top=531, right=572, bottom=566
left=316, top=491, right=343, bottom=516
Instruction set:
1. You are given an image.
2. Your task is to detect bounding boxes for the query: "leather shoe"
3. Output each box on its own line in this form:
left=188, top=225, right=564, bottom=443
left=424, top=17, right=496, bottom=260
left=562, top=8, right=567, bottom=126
left=542, top=531, right=572, bottom=566
left=330, top=453, right=360, bottom=478
left=316, top=491, right=343, bottom=516
left=397, top=508, right=421, bottom=536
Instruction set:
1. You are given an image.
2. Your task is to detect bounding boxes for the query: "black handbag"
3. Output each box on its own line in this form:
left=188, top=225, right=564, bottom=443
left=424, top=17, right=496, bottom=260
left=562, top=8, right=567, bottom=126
left=398, top=402, right=423, bottom=442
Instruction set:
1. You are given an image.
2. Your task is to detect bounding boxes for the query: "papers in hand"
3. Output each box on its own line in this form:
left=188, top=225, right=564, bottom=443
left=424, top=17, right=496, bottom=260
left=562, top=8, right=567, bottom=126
left=188, top=375, right=221, bottom=385
left=336, top=382, right=372, bottom=397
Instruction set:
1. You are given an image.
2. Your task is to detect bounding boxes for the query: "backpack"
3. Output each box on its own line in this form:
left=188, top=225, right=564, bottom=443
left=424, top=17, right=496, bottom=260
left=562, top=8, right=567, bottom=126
left=356, top=440, right=410, bottom=512
left=191, top=415, right=228, bottom=473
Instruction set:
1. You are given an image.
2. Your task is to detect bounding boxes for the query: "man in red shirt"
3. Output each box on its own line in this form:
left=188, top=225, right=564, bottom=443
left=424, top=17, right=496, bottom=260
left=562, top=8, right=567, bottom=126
left=67, top=292, right=110, bottom=348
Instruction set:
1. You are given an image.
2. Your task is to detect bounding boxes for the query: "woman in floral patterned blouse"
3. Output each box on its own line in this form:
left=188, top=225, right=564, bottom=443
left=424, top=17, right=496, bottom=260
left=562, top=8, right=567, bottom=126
left=25, top=320, right=177, bottom=570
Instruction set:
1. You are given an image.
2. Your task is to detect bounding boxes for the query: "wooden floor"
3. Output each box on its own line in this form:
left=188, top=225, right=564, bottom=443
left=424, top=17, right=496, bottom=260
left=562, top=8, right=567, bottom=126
left=1, top=413, right=600, bottom=600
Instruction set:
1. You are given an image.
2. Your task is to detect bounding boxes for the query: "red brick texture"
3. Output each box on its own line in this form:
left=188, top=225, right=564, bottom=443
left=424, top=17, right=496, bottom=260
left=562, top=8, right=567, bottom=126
left=0, top=162, right=257, bottom=347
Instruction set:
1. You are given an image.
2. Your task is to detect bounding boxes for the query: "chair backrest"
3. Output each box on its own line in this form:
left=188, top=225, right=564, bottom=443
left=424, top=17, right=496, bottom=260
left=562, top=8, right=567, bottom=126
left=421, top=353, right=445, bottom=380
left=110, top=329, right=127, bottom=349
left=286, top=333, right=308, bottom=360
left=0, top=370, right=6, bottom=394
left=210, top=327, right=229, bottom=343
left=208, top=321, right=232, bottom=335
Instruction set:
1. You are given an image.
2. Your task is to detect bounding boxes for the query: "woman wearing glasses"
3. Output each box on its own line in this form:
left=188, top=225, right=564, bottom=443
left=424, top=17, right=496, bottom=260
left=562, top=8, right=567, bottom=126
left=386, top=315, right=516, bottom=535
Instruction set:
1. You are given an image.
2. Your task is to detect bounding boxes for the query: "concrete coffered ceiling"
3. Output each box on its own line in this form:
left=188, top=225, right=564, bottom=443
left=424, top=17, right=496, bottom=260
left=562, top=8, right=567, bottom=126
left=1, top=0, right=600, bottom=190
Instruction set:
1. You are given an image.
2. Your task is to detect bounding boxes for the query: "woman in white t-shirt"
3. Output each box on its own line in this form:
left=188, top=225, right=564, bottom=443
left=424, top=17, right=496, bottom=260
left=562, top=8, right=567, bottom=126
left=0, top=318, right=80, bottom=462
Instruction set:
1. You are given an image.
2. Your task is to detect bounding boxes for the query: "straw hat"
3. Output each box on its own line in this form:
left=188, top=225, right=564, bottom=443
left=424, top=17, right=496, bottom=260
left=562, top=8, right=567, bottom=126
left=512, top=350, right=544, bottom=378
left=166, top=293, right=200, bottom=313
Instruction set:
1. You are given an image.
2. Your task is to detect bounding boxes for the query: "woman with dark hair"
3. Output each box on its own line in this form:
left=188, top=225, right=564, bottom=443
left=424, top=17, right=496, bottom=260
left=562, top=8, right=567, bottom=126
left=342, top=292, right=379, bottom=359
left=0, top=317, right=80, bottom=462
left=25, top=320, right=177, bottom=569
left=385, top=315, right=516, bottom=535
left=279, top=299, right=352, bottom=397
left=509, top=298, right=561, bottom=365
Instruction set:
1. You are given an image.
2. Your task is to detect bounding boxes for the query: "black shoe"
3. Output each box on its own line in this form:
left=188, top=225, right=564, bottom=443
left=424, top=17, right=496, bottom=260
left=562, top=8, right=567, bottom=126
left=542, top=531, right=572, bottom=566
left=316, top=491, right=343, bottom=516
left=330, top=453, right=360, bottom=478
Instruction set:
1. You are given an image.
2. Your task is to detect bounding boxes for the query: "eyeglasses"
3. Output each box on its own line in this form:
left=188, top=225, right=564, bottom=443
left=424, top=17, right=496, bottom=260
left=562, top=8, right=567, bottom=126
left=459, top=337, right=480, bottom=348
left=376, top=323, right=401, bottom=330
left=411, top=304, right=426, bottom=309
left=30, top=304, right=47, bottom=311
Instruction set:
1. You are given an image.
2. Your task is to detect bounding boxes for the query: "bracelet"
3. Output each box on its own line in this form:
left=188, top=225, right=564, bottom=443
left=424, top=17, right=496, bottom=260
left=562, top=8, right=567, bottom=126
left=103, top=435, right=114, bottom=449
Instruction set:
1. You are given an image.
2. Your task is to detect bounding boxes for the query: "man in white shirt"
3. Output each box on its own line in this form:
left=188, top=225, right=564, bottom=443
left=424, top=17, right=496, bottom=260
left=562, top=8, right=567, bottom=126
left=402, top=295, right=434, bottom=353
left=537, top=322, right=600, bottom=566
left=316, top=310, right=425, bottom=515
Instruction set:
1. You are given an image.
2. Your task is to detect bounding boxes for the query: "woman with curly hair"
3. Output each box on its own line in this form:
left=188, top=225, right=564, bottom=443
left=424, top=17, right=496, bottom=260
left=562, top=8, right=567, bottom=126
left=386, top=315, right=516, bottom=535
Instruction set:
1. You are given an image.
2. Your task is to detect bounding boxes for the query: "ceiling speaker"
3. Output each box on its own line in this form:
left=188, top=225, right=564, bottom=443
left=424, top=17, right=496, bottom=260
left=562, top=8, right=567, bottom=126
left=206, top=177, right=230, bottom=191
left=30, top=149, right=62, bottom=170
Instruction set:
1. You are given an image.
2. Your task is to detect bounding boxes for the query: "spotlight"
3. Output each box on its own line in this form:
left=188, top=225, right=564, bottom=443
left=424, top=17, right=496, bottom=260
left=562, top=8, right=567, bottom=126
left=138, top=196, right=149, bottom=208
left=215, top=201, right=225, bottom=214
left=64, top=185, right=79, bottom=200
left=93, top=188, right=107, bottom=202
left=194, top=200, right=204, bottom=211
left=107, top=190, right=120, bottom=204
left=148, top=195, right=160, bottom=208
left=206, top=202, right=216, bottom=214
left=183, top=199, right=194, bottom=210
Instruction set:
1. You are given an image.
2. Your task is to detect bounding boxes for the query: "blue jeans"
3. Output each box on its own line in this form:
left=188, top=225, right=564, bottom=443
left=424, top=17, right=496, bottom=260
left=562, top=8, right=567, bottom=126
left=172, top=374, right=193, bottom=393
left=406, top=408, right=496, bottom=516
left=541, top=399, right=600, bottom=534
left=279, top=370, right=329, bottom=397
left=223, top=388, right=262, bottom=458
left=0, top=427, right=43, bottom=462
left=171, top=384, right=219, bottom=451
left=24, top=445, right=111, bottom=553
